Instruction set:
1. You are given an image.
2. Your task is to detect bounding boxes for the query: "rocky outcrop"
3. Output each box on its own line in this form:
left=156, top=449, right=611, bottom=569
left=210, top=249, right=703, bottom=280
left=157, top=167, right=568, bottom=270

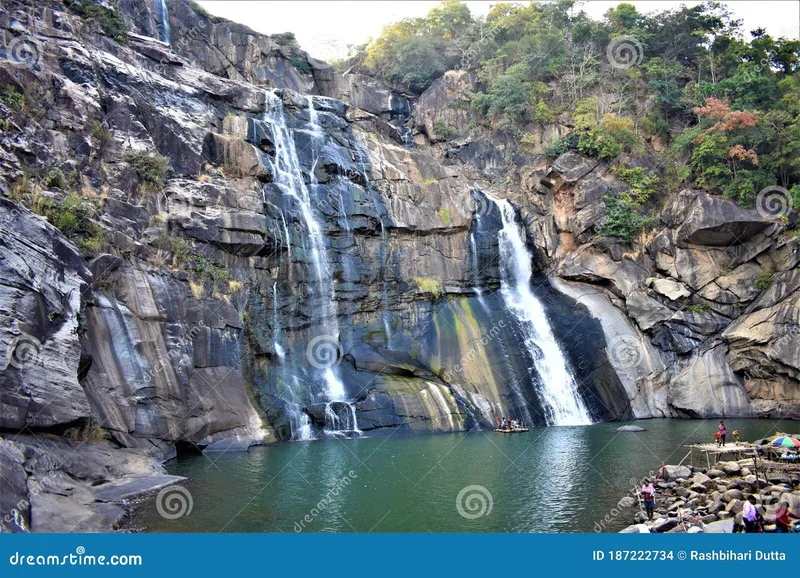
left=0, top=200, right=92, bottom=429
left=0, top=434, right=182, bottom=532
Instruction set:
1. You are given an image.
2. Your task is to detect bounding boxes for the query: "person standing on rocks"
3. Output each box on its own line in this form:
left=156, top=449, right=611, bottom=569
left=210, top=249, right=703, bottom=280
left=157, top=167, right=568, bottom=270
left=641, top=480, right=656, bottom=521
left=717, top=421, right=727, bottom=446
left=743, top=495, right=759, bottom=533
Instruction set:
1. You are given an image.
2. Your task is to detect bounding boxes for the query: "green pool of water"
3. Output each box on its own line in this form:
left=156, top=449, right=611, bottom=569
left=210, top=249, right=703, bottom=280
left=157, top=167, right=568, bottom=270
left=135, top=419, right=795, bottom=533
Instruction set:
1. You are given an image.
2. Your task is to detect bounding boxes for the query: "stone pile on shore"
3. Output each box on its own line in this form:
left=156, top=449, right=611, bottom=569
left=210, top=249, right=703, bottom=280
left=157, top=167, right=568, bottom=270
left=619, top=459, right=800, bottom=533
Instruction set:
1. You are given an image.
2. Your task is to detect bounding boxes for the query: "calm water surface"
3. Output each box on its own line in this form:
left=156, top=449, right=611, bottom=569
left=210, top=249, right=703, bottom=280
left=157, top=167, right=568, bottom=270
left=136, top=419, right=794, bottom=533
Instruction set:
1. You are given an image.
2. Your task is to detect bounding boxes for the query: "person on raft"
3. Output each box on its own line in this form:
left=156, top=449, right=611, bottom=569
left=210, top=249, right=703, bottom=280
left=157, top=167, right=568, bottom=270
left=717, top=420, right=727, bottom=446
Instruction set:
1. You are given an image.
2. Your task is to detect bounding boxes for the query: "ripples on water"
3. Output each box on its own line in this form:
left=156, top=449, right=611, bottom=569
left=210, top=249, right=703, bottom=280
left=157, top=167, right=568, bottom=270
left=136, top=419, right=790, bottom=533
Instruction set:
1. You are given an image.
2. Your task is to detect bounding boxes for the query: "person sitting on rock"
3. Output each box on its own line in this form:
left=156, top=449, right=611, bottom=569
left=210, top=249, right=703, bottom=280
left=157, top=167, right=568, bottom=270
left=641, top=481, right=656, bottom=521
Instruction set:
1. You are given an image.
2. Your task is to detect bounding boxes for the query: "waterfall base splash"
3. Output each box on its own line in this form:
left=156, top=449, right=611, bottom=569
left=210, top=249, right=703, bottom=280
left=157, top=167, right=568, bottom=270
left=324, top=401, right=362, bottom=437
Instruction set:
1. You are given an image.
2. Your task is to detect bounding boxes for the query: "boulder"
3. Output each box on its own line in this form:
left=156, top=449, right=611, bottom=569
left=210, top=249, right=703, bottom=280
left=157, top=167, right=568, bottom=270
left=617, top=496, right=637, bottom=508
left=616, top=425, right=647, bottom=432
left=719, top=461, right=742, bottom=475
left=661, top=465, right=692, bottom=481
left=722, top=489, right=743, bottom=502
left=707, top=469, right=726, bottom=479
left=702, top=519, right=735, bottom=533
left=651, top=517, right=680, bottom=533
left=672, top=190, right=774, bottom=246
left=620, top=524, right=651, bottom=533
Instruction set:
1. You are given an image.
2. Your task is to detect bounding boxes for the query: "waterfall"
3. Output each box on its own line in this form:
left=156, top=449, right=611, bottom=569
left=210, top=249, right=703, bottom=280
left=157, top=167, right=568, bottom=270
left=488, top=196, right=592, bottom=426
left=272, top=282, right=285, bottom=361
left=261, top=91, right=360, bottom=436
left=353, top=142, right=393, bottom=346
left=153, top=0, right=170, bottom=45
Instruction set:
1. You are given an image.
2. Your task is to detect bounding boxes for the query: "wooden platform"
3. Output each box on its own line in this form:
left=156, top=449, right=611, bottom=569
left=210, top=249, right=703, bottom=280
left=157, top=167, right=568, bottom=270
left=494, top=428, right=529, bottom=433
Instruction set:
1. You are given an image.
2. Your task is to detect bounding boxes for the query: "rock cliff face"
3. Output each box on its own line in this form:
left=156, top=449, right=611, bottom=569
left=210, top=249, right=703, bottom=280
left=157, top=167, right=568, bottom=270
left=1, top=0, right=798, bottom=531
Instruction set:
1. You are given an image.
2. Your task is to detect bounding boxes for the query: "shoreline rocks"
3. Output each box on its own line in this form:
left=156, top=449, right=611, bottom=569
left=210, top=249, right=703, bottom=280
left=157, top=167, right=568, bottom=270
left=0, top=434, right=184, bottom=533
left=618, top=454, right=800, bottom=533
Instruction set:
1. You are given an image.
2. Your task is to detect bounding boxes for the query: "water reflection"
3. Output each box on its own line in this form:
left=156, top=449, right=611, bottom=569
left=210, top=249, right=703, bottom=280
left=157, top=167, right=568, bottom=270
left=136, top=419, right=788, bottom=533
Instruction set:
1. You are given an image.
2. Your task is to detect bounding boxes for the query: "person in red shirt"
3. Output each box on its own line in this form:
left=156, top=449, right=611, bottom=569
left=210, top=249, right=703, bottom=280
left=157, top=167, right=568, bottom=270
left=717, top=421, right=727, bottom=446
left=776, top=502, right=800, bottom=533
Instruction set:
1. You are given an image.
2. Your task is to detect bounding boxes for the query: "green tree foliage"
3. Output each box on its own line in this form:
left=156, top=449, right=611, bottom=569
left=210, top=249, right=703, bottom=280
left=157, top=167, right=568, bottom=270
left=364, top=0, right=800, bottom=212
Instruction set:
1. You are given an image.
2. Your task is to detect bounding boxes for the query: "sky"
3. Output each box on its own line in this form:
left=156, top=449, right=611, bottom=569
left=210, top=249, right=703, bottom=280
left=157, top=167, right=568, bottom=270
left=196, top=1, right=800, bottom=61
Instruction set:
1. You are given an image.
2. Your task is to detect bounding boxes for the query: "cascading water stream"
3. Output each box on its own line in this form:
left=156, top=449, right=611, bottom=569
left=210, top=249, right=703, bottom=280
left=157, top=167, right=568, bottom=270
left=353, top=142, right=393, bottom=345
left=488, top=196, right=592, bottom=426
left=153, top=0, right=170, bottom=45
left=261, top=91, right=360, bottom=436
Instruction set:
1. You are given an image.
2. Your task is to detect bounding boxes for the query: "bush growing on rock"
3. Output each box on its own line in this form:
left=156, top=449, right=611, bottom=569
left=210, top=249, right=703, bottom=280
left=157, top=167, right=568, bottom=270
left=90, top=120, right=113, bottom=156
left=66, top=0, right=128, bottom=43
left=755, top=270, right=773, bottom=291
left=413, top=277, right=444, bottom=299
left=0, top=85, right=24, bottom=111
left=127, top=150, right=169, bottom=193
left=38, top=194, right=106, bottom=255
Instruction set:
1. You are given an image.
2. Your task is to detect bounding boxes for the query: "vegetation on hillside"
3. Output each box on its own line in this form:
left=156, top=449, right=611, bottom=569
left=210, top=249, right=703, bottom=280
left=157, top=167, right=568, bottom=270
left=359, top=0, right=800, bottom=241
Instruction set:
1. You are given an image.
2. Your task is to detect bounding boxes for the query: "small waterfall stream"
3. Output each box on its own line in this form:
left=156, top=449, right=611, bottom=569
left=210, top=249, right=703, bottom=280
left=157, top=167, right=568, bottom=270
left=153, top=0, right=170, bottom=45
left=260, top=91, right=360, bottom=438
left=488, top=196, right=592, bottom=426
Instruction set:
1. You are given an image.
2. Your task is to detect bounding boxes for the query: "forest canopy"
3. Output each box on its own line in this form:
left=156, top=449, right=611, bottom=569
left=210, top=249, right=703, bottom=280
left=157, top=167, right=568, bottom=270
left=350, top=0, right=800, bottom=238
